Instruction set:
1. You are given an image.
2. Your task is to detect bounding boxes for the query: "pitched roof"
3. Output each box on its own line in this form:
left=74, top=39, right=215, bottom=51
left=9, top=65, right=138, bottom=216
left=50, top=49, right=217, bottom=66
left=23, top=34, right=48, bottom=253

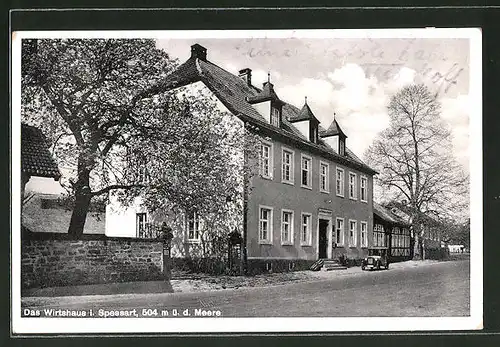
left=247, top=81, right=283, bottom=105
left=289, top=100, right=319, bottom=123
left=320, top=117, right=347, bottom=138
left=21, top=123, right=61, bottom=180
left=157, top=46, right=376, bottom=175
left=373, top=202, right=410, bottom=226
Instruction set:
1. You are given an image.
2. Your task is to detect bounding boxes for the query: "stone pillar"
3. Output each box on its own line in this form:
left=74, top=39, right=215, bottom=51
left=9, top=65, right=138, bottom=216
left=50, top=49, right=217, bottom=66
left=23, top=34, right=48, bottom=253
left=160, top=223, right=173, bottom=279
left=162, top=240, right=171, bottom=279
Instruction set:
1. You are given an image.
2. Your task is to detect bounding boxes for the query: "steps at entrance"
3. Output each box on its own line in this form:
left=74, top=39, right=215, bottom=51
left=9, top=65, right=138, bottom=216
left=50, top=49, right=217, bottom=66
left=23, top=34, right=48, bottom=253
left=321, top=260, right=347, bottom=271
left=310, top=259, right=347, bottom=271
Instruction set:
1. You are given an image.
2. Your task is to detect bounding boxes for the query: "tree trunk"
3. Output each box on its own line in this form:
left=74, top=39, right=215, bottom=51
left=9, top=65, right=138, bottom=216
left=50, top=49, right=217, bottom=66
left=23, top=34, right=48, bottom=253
left=68, top=154, right=93, bottom=237
left=413, top=233, right=424, bottom=260
left=68, top=188, right=92, bottom=237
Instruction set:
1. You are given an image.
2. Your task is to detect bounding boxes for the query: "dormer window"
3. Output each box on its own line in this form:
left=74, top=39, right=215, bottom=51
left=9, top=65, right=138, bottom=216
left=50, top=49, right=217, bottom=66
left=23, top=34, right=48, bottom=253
left=246, top=78, right=284, bottom=128
left=289, top=97, right=320, bottom=144
left=271, top=106, right=281, bottom=127
left=311, top=123, right=318, bottom=144
left=320, top=116, right=348, bottom=156
left=339, top=138, right=345, bottom=156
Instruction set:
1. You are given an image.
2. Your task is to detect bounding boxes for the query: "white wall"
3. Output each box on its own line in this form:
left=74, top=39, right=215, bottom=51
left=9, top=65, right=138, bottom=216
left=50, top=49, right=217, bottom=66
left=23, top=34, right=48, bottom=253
left=105, top=195, right=146, bottom=237
left=179, top=81, right=231, bottom=114
left=253, top=101, right=271, bottom=123
left=23, top=194, right=105, bottom=234
left=324, top=136, right=339, bottom=153
left=294, top=120, right=310, bottom=140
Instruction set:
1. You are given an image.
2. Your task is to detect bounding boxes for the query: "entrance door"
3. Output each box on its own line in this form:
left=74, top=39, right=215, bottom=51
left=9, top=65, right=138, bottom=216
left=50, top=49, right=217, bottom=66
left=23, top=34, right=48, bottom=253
left=318, top=219, right=329, bottom=259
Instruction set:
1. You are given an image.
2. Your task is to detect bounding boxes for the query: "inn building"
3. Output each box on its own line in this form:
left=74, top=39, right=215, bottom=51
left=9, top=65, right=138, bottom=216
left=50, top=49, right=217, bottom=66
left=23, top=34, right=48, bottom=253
left=105, top=44, right=378, bottom=271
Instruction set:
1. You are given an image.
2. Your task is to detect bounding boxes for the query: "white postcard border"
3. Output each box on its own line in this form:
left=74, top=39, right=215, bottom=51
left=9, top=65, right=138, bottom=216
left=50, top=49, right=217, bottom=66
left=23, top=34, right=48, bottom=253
left=11, top=28, right=483, bottom=334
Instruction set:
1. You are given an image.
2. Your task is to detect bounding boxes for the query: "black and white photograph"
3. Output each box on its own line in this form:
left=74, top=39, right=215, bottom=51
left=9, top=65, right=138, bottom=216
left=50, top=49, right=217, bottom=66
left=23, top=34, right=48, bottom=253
left=11, top=28, right=482, bottom=333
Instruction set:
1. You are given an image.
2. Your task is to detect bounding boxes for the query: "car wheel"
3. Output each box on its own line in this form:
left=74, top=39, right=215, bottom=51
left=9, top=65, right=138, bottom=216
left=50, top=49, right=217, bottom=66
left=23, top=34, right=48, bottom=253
left=361, top=265, right=365, bottom=271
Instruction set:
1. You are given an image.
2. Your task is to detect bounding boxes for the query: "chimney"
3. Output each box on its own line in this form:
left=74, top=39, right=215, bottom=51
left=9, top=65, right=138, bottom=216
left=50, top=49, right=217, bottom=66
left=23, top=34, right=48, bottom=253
left=238, top=68, right=252, bottom=86
left=191, top=44, right=207, bottom=61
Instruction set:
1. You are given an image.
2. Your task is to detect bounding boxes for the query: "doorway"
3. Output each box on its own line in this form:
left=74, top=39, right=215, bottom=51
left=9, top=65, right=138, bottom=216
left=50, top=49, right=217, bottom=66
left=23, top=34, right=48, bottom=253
left=318, top=218, right=330, bottom=259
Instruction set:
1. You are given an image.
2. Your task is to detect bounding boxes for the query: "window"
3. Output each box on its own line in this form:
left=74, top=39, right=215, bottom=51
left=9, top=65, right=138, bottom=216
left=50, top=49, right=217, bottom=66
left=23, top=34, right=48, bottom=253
left=271, top=106, right=280, bottom=127
left=360, top=222, right=368, bottom=248
left=320, top=161, right=329, bottom=193
left=349, top=172, right=357, bottom=200
left=349, top=220, right=357, bottom=247
left=301, top=213, right=312, bottom=245
left=336, top=167, right=344, bottom=197
left=281, top=210, right=294, bottom=245
left=187, top=211, right=201, bottom=241
left=136, top=213, right=147, bottom=238
left=392, top=227, right=400, bottom=248
left=360, top=176, right=368, bottom=202
left=339, top=138, right=345, bottom=156
left=301, top=155, right=312, bottom=188
left=259, top=206, right=273, bottom=244
left=335, top=218, right=344, bottom=245
left=374, top=224, right=385, bottom=247
left=281, top=148, right=294, bottom=184
left=260, top=142, right=273, bottom=179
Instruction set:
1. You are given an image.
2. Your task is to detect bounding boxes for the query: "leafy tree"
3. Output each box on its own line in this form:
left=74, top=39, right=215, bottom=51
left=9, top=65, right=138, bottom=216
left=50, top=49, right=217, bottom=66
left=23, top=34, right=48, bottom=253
left=119, top=91, right=261, bottom=260
left=21, top=38, right=260, bottom=240
left=365, top=84, right=469, bottom=259
left=442, top=218, right=470, bottom=249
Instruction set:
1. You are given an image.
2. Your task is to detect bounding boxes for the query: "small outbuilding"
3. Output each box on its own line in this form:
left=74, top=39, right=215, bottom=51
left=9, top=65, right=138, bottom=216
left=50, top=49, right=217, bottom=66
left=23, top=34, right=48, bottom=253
left=21, top=123, right=61, bottom=198
left=373, top=202, right=413, bottom=262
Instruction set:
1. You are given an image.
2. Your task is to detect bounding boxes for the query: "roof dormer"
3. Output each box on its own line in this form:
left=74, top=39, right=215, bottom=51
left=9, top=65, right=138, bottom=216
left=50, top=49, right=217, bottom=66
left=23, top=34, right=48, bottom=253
left=246, top=73, right=284, bottom=128
left=289, top=97, right=320, bottom=144
left=320, top=113, right=347, bottom=156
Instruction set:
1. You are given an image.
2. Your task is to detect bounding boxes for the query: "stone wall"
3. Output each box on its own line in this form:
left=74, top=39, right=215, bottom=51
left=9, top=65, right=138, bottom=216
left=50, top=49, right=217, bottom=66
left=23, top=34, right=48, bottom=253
left=21, top=233, right=165, bottom=291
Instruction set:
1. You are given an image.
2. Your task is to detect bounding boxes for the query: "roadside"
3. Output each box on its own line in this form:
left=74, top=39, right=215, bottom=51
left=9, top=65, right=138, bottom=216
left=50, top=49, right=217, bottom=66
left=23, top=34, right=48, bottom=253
left=23, top=259, right=454, bottom=297
left=172, top=259, right=446, bottom=293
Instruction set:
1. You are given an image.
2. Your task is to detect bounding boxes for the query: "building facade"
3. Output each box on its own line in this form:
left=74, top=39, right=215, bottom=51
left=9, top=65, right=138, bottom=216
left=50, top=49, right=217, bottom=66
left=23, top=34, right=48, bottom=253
left=386, top=202, right=448, bottom=260
left=105, top=44, right=377, bottom=271
left=373, top=202, right=413, bottom=263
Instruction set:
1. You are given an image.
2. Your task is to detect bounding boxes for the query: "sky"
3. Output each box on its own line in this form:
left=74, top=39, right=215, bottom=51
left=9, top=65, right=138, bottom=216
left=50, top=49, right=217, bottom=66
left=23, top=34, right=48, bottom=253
left=157, top=37, right=471, bottom=171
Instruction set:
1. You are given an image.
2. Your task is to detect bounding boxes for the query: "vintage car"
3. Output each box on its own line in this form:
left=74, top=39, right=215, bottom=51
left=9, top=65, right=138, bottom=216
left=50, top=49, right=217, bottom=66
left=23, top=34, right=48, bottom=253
left=361, top=248, right=389, bottom=270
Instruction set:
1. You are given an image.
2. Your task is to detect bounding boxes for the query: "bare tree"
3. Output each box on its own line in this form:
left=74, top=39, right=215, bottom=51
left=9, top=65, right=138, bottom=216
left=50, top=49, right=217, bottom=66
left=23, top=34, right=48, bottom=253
left=365, top=84, right=469, bottom=259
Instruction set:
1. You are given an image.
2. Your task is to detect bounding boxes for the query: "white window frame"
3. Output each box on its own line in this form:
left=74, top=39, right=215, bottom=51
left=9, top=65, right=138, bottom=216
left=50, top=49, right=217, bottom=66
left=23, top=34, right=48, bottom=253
left=281, top=147, right=295, bottom=185
left=271, top=106, right=280, bottom=127
left=349, top=172, right=357, bottom=200
left=260, top=140, right=273, bottom=180
left=373, top=223, right=385, bottom=247
left=281, top=209, right=294, bottom=245
left=300, top=212, right=313, bottom=246
left=360, top=221, right=368, bottom=248
left=136, top=212, right=147, bottom=238
left=186, top=211, right=201, bottom=242
left=319, top=161, right=330, bottom=193
left=259, top=205, right=273, bottom=244
left=360, top=175, right=368, bottom=202
left=300, top=154, right=312, bottom=189
left=335, top=217, right=344, bottom=246
left=336, top=167, right=345, bottom=197
left=349, top=219, right=357, bottom=247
